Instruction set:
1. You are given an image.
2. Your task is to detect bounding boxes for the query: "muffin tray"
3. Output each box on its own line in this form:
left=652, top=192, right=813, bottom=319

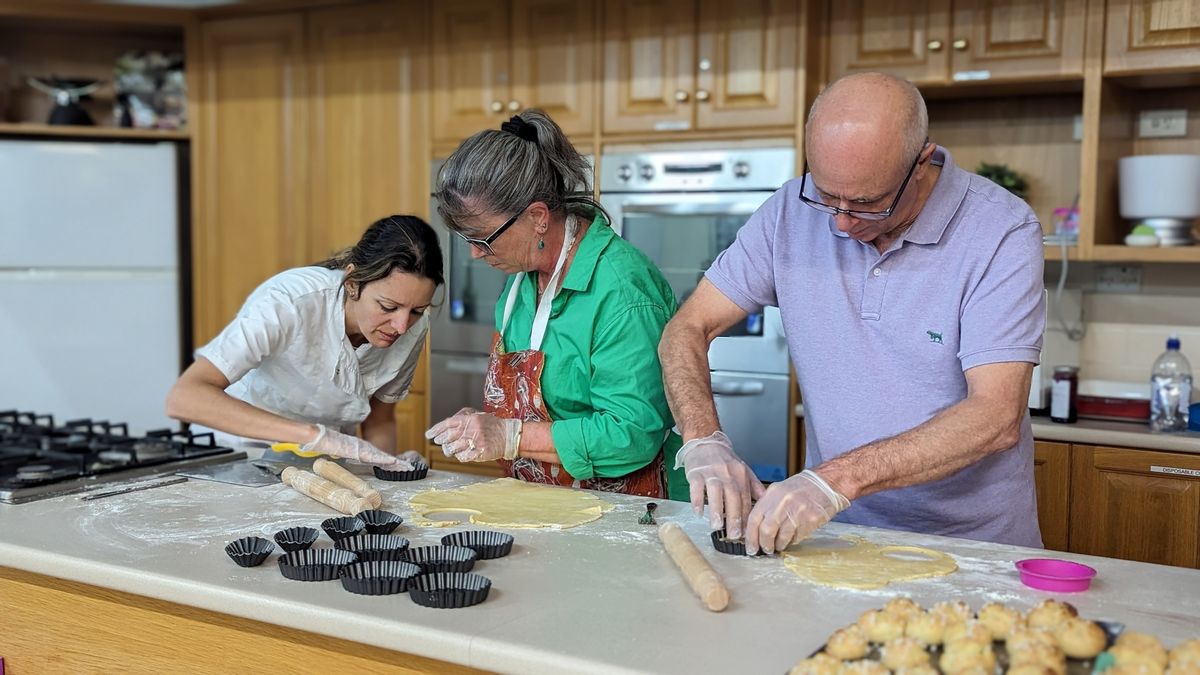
left=409, top=572, right=492, bottom=608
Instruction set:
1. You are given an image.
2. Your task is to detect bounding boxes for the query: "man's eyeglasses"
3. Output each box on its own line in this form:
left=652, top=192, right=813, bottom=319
left=798, top=140, right=929, bottom=222
left=455, top=204, right=530, bottom=257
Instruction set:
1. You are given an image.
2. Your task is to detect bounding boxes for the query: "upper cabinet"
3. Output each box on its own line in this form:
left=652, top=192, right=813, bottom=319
left=431, top=0, right=596, bottom=143
left=603, top=0, right=800, bottom=134
left=1104, top=0, right=1200, bottom=74
left=829, top=0, right=1085, bottom=86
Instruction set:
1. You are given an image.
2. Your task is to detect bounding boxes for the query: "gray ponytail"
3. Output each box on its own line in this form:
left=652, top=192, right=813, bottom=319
left=434, top=109, right=602, bottom=230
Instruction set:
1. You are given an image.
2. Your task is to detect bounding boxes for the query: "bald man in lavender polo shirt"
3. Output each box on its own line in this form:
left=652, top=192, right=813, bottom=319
left=660, top=72, right=1045, bottom=553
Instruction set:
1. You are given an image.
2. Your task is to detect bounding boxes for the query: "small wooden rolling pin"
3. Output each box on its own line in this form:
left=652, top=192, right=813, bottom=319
left=313, top=458, right=383, bottom=509
left=280, top=466, right=373, bottom=515
left=658, top=522, right=730, bottom=612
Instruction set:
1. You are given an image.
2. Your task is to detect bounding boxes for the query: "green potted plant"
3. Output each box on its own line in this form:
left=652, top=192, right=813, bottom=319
left=975, top=162, right=1029, bottom=201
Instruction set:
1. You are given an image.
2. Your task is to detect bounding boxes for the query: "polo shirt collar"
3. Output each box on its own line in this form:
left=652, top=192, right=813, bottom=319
left=561, top=211, right=614, bottom=292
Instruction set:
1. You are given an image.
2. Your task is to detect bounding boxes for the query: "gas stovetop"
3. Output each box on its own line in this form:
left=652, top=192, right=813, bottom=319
left=0, top=410, right=245, bottom=504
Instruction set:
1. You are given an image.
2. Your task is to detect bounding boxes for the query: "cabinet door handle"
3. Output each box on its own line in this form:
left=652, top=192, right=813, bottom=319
left=507, top=100, right=521, bottom=112
left=674, top=89, right=690, bottom=102
left=927, top=39, right=943, bottom=52
left=952, top=39, right=968, bottom=51
left=490, top=100, right=504, bottom=113
left=696, top=89, right=711, bottom=102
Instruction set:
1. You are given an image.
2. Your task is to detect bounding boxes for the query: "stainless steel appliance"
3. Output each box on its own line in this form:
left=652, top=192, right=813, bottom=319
left=0, top=411, right=243, bottom=503
left=599, top=147, right=795, bottom=482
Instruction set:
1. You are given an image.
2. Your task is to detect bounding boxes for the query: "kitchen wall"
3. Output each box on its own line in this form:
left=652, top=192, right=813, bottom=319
left=1043, top=261, right=1200, bottom=387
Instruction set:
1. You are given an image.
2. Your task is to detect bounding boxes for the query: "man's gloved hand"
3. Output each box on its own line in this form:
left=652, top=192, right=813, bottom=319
left=425, top=412, right=521, bottom=463
left=744, top=469, right=849, bottom=555
left=301, top=424, right=414, bottom=469
left=676, top=430, right=766, bottom=539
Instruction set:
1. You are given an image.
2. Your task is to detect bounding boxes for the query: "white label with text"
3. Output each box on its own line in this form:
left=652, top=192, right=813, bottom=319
left=1151, top=465, right=1200, bottom=478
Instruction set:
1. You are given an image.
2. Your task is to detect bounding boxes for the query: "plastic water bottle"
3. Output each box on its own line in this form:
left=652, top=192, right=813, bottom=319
left=1149, top=335, right=1192, bottom=432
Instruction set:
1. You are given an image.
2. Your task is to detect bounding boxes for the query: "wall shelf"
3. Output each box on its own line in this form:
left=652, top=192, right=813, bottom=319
left=1091, top=245, right=1200, bottom=264
left=0, top=123, right=188, bottom=141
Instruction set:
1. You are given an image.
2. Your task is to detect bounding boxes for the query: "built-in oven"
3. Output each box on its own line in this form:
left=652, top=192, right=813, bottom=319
left=599, top=147, right=795, bottom=481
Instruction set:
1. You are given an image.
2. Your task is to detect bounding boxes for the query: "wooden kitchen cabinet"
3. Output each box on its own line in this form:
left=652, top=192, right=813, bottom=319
left=1069, top=444, right=1200, bottom=569
left=194, top=13, right=309, bottom=344
left=603, top=0, right=799, bottom=134
left=828, top=0, right=1085, bottom=86
left=307, top=0, right=431, bottom=258
left=1033, top=440, right=1071, bottom=551
left=1104, top=0, right=1200, bottom=74
left=431, top=0, right=595, bottom=143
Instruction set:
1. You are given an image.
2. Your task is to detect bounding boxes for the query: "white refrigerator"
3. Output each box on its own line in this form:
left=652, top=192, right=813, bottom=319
left=0, top=139, right=183, bottom=434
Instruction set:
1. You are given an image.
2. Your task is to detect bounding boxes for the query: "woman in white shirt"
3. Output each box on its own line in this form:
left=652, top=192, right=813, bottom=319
left=167, top=215, right=441, bottom=467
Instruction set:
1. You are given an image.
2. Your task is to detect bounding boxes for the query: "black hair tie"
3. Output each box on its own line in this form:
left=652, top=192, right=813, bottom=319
left=500, top=115, right=538, bottom=143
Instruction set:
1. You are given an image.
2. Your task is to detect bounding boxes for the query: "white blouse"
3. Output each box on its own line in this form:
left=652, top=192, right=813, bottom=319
left=195, top=266, right=427, bottom=435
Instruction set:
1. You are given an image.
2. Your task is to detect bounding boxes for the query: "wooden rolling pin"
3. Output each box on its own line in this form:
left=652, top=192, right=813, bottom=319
left=658, top=522, right=730, bottom=612
left=280, top=467, right=372, bottom=515
left=313, top=458, right=383, bottom=509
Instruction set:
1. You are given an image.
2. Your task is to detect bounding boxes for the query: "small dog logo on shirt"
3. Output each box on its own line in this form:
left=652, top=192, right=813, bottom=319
left=927, top=330, right=944, bottom=344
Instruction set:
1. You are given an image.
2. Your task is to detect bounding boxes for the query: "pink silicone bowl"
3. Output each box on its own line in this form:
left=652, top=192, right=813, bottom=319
left=1015, top=558, right=1097, bottom=592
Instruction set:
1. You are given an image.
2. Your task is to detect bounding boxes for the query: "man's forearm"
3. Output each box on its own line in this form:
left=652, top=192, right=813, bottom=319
left=817, top=395, right=1024, bottom=501
left=659, top=322, right=721, bottom=441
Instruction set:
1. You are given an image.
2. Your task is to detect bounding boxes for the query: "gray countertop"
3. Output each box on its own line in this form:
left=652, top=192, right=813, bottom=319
left=2, top=464, right=1199, bottom=674
left=795, top=404, right=1200, bottom=455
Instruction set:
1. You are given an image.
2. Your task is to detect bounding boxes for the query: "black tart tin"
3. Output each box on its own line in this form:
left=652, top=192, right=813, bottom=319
left=409, top=572, right=492, bottom=608
left=274, top=526, right=320, bottom=552
left=357, top=509, right=403, bottom=534
left=710, top=529, right=767, bottom=556
left=402, top=545, right=478, bottom=573
left=321, top=516, right=365, bottom=542
left=278, top=548, right=358, bottom=581
left=339, top=560, right=422, bottom=595
left=440, top=531, right=514, bottom=560
left=226, top=536, right=274, bottom=567
left=373, top=461, right=429, bottom=482
left=334, top=534, right=411, bottom=561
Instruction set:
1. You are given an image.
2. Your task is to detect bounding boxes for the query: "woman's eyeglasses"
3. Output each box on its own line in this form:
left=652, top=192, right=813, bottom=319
left=456, top=204, right=530, bottom=257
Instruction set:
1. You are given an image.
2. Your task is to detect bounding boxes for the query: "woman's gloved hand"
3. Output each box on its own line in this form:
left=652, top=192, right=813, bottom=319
left=676, top=430, right=766, bottom=539
left=301, top=424, right=414, bottom=469
left=743, top=469, right=849, bottom=555
left=425, top=412, right=521, bottom=463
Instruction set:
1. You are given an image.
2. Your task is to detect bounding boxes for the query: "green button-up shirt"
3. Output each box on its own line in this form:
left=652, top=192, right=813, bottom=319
left=496, top=212, right=685, bottom=499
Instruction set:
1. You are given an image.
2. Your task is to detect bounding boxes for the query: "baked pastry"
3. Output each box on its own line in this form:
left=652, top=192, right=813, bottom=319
left=944, top=620, right=992, bottom=645
left=857, top=609, right=906, bottom=644
left=880, top=637, right=930, bottom=670
left=839, top=659, right=889, bottom=675
left=905, top=611, right=949, bottom=646
left=788, top=652, right=841, bottom=675
left=939, top=639, right=996, bottom=674
left=930, top=600, right=973, bottom=625
left=977, top=602, right=1024, bottom=640
left=1026, top=599, right=1077, bottom=630
left=1170, top=639, right=1200, bottom=668
left=883, top=596, right=923, bottom=619
left=1009, top=642, right=1067, bottom=675
left=826, top=625, right=870, bottom=661
left=1055, top=617, right=1107, bottom=659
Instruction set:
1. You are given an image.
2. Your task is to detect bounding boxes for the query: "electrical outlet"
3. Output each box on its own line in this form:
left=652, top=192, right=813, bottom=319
left=1096, top=264, right=1142, bottom=293
left=1137, top=109, right=1188, bottom=138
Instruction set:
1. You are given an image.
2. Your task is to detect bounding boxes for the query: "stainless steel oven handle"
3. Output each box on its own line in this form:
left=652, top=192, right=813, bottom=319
left=620, top=203, right=759, bottom=217
left=711, top=380, right=766, bottom=396
left=445, top=357, right=490, bottom=375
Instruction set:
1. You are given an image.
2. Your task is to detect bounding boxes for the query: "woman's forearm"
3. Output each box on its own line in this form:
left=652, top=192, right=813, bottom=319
left=166, top=360, right=318, bottom=444
left=517, top=420, right=561, bottom=464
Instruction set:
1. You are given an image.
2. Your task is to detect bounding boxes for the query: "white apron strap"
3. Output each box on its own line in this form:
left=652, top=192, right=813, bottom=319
left=498, top=214, right=578, bottom=351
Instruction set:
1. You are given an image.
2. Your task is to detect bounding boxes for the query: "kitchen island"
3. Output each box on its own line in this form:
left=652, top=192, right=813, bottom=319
left=2, top=466, right=1198, bottom=674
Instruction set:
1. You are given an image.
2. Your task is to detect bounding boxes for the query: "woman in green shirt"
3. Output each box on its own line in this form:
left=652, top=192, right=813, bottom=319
left=424, top=110, right=684, bottom=499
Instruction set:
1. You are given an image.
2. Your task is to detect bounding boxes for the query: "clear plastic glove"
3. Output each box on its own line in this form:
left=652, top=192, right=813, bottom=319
left=744, top=469, right=849, bottom=555
left=676, top=430, right=766, bottom=539
left=424, top=412, right=521, bottom=463
left=301, top=424, right=413, bottom=469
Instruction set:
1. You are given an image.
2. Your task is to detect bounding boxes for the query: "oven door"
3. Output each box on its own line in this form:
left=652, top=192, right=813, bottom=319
left=599, top=191, right=789, bottom=375
left=712, top=370, right=789, bottom=482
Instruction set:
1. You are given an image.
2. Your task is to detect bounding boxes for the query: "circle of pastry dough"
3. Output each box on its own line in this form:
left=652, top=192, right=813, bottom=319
left=1117, top=633, right=1170, bottom=667
left=1010, top=642, right=1067, bottom=675
left=408, top=478, right=614, bottom=528
left=1026, top=599, right=1077, bottom=630
left=858, top=609, right=907, bottom=644
left=1056, top=618, right=1107, bottom=659
left=826, top=625, right=870, bottom=660
left=1170, top=639, right=1200, bottom=668
left=931, top=600, right=973, bottom=625
left=884, top=596, right=923, bottom=619
left=939, top=639, right=997, bottom=674
left=977, top=602, right=1024, bottom=640
left=944, top=620, right=992, bottom=645
left=788, top=652, right=841, bottom=675
left=881, top=637, right=930, bottom=670
left=905, top=611, right=949, bottom=646
left=840, top=660, right=890, bottom=675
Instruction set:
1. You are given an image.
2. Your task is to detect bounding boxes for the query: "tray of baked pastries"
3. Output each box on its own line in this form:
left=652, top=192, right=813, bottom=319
left=788, top=597, right=1200, bottom=674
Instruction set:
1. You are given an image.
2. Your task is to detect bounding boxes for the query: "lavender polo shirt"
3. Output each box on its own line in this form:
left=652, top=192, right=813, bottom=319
left=706, top=146, right=1046, bottom=547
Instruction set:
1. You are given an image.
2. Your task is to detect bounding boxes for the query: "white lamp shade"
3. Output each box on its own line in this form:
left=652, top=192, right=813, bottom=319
left=1119, top=154, right=1200, bottom=219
